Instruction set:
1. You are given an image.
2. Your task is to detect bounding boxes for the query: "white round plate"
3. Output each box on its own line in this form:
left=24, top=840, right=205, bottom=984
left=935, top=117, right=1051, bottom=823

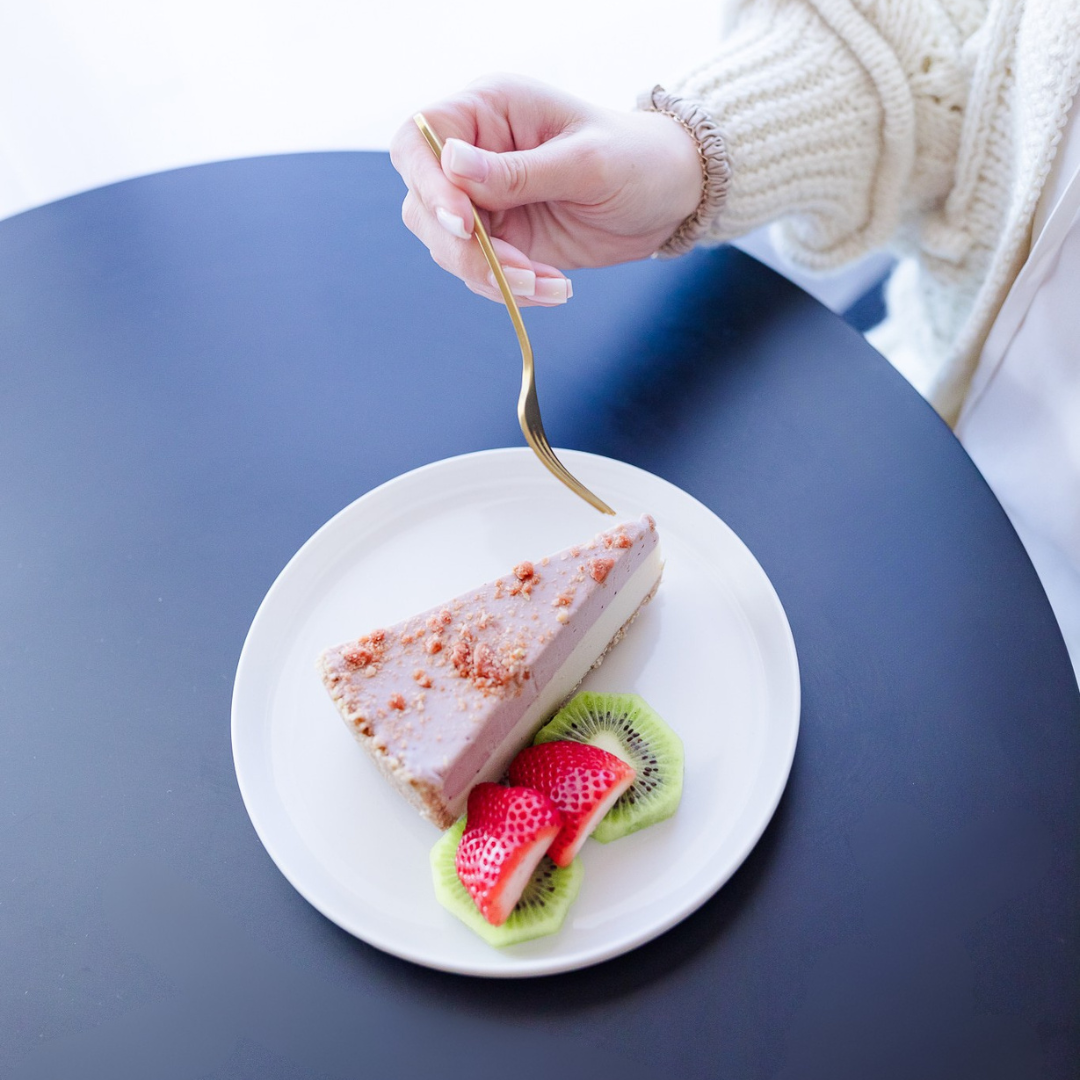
left=232, top=448, right=800, bottom=977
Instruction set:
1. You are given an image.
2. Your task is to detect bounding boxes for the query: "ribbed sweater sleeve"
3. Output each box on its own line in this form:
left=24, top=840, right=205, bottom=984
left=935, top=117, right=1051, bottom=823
left=659, top=0, right=976, bottom=270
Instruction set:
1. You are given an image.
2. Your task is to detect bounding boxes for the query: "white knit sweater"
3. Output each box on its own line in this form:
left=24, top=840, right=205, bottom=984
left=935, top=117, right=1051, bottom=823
left=660, top=0, right=1080, bottom=423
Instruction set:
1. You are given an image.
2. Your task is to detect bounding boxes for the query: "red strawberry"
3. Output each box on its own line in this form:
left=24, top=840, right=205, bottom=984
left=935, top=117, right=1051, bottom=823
left=455, top=783, right=562, bottom=926
left=508, top=741, right=637, bottom=867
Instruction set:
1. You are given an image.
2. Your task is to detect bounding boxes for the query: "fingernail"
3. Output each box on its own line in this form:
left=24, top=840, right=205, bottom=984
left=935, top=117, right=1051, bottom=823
left=534, top=277, right=572, bottom=304
left=435, top=206, right=469, bottom=240
left=487, top=267, right=536, bottom=297
left=444, top=139, right=489, bottom=182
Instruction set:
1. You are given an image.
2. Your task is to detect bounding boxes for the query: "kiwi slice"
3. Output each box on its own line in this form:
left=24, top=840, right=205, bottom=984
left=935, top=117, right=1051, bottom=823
left=534, top=692, right=683, bottom=842
left=430, top=818, right=584, bottom=947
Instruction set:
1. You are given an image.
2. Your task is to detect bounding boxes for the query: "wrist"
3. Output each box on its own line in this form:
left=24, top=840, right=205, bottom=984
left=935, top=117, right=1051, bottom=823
left=636, top=86, right=730, bottom=257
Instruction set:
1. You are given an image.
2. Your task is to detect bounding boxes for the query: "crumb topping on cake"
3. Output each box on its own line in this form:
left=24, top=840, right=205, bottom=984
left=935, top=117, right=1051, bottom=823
left=343, top=628, right=386, bottom=672
left=587, top=557, right=615, bottom=583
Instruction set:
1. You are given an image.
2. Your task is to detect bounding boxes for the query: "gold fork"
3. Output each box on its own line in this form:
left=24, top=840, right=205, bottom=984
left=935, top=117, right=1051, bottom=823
left=413, top=114, right=615, bottom=516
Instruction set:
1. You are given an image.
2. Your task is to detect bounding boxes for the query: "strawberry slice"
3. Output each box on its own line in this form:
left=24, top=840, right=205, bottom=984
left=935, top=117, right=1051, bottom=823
left=508, top=741, right=637, bottom=867
left=455, top=783, right=563, bottom=926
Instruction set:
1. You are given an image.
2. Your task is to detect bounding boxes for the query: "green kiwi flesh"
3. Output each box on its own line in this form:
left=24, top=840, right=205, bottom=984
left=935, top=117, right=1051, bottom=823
left=430, top=818, right=584, bottom=947
left=534, top=692, right=683, bottom=842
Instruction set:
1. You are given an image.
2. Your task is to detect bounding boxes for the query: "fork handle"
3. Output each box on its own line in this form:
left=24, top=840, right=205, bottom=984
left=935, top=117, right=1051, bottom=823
left=413, top=114, right=615, bottom=516
left=412, top=114, right=529, bottom=334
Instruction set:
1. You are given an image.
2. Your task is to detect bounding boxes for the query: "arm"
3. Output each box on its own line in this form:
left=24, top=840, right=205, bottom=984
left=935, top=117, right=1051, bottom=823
left=391, top=0, right=975, bottom=295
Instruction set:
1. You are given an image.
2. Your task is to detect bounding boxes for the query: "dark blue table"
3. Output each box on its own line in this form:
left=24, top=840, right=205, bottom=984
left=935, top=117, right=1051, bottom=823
left=3, top=151, right=1077, bottom=1080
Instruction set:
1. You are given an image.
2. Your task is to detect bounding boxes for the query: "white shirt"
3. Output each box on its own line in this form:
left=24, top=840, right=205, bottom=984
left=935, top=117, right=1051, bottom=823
left=956, top=95, right=1080, bottom=685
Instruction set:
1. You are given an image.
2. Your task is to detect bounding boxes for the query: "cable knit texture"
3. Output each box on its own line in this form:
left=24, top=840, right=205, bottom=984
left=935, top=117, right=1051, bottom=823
left=657, top=0, right=1080, bottom=423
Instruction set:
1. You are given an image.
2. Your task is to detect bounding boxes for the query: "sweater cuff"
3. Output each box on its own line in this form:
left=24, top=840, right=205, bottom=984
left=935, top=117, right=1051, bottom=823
left=636, top=85, right=732, bottom=258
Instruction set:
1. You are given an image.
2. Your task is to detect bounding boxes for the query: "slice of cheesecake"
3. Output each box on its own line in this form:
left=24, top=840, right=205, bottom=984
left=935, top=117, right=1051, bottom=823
left=318, top=515, right=662, bottom=828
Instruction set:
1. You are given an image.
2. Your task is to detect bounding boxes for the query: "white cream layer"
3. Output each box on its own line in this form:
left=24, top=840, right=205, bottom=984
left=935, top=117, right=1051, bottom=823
left=441, top=543, right=663, bottom=818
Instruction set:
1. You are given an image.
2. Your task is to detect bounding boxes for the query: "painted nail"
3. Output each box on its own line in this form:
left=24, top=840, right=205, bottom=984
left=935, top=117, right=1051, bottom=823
left=533, top=277, right=572, bottom=304
left=487, top=267, right=536, bottom=297
left=444, top=139, right=489, bottom=182
left=435, top=206, right=469, bottom=240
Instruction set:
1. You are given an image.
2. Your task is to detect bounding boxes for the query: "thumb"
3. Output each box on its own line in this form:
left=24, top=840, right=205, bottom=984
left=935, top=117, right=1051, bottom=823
left=441, top=136, right=587, bottom=211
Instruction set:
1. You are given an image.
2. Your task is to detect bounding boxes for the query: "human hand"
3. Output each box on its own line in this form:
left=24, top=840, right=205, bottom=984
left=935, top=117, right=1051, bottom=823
left=389, top=74, right=702, bottom=306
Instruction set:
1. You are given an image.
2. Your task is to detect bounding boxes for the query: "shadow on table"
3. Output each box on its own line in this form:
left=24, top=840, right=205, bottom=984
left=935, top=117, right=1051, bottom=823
left=539, top=244, right=812, bottom=466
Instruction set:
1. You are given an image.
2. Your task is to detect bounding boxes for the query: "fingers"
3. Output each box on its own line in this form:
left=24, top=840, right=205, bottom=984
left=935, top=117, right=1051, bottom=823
left=390, top=109, right=477, bottom=242
left=525, top=260, right=574, bottom=304
left=402, top=191, right=571, bottom=307
left=440, top=133, right=599, bottom=214
left=483, top=248, right=573, bottom=306
left=391, top=76, right=587, bottom=304
left=432, top=75, right=598, bottom=211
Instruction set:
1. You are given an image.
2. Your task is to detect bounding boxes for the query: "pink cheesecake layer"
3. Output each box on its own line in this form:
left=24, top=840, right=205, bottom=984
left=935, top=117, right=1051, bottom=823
left=318, top=515, right=661, bottom=827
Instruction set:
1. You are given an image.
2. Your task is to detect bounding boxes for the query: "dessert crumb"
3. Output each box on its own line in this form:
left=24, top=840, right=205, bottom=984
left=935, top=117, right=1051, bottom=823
left=588, top=557, right=616, bottom=583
